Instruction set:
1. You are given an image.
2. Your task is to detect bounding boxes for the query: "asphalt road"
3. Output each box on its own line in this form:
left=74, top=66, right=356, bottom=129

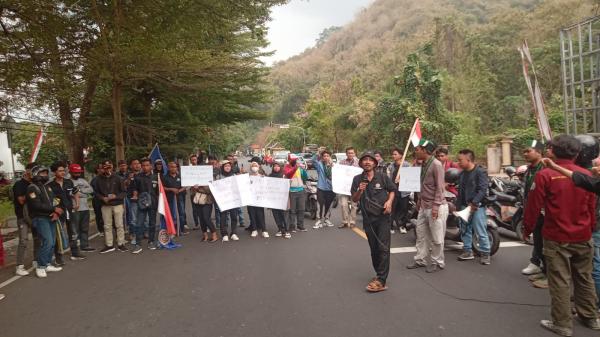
left=0, top=163, right=598, bottom=337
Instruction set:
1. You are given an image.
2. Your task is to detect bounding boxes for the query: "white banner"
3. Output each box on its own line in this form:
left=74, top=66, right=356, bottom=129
left=249, top=176, right=290, bottom=210
left=398, top=167, right=421, bottom=192
left=332, top=164, right=364, bottom=196
left=209, top=174, right=252, bottom=211
left=181, top=165, right=214, bottom=186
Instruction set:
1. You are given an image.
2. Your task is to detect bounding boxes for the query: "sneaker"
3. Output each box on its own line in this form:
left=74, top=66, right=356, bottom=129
left=148, top=242, right=158, bottom=250
left=99, top=232, right=105, bottom=237
left=130, top=239, right=137, bottom=246
left=291, top=229, right=297, bottom=233
left=313, top=220, right=322, bottom=229
left=324, top=219, right=334, bottom=227
left=54, top=256, right=65, bottom=266
left=35, top=268, right=47, bottom=278
left=0, top=294, right=4, bottom=300
left=15, top=265, right=29, bottom=276
left=540, top=320, right=573, bottom=336
left=222, top=235, right=230, bottom=242
left=117, top=245, right=129, bottom=252
left=251, top=230, right=258, bottom=238
left=297, top=227, right=308, bottom=232
left=81, top=247, right=96, bottom=252
left=426, top=264, right=442, bottom=273
left=400, top=227, right=408, bottom=234
left=262, top=231, right=270, bottom=238
left=231, top=234, right=240, bottom=241
left=100, top=246, right=115, bottom=254
left=70, top=254, right=86, bottom=261
left=284, top=233, right=291, bottom=239
left=32, top=261, right=38, bottom=269
left=131, top=245, right=143, bottom=254
left=480, top=254, right=491, bottom=265
left=338, top=223, right=349, bottom=229
left=390, top=229, right=396, bottom=234
left=522, top=263, right=543, bottom=275
left=406, top=262, right=426, bottom=269
left=184, top=225, right=191, bottom=230
left=275, top=231, right=283, bottom=237
left=532, top=278, right=549, bottom=289
left=577, top=317, right=600, bottom=330
left=529, top=273, right=547, bottom=282
left=46, top=265, right=62, bottom=272
left=180, top=230, right=190, bottom=236
left=457, top=251, right=475, bottom=261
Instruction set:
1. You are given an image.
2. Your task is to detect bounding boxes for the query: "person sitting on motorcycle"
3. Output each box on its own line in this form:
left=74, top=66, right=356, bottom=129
left=435, top=148, right=460, bottom=196
left=520, top=140, right=547, bottom=288
left=456, top=149, right=492, bottom=265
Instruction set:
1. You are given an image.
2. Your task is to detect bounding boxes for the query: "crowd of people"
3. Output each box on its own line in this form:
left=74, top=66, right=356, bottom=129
left=5, top=134, right=600, bottom=336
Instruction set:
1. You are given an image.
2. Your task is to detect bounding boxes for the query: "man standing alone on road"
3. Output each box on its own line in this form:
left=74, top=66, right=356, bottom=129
left=352, top=151, right=395, bottom=293
left=338, top=147, right=359, bottom=229
left=407, top=139, right=448, bottom=273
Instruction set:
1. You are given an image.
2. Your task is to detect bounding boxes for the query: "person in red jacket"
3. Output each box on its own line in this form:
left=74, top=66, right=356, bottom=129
left=523, top=134, right=599, bottom=336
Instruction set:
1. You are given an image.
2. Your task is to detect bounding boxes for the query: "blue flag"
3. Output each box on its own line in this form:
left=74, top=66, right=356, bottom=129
left=149, top=143, right=167, bottom=176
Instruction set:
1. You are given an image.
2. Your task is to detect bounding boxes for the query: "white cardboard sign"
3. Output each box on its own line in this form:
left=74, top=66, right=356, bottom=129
left=249, top=175, right=290, bottom=210
left=181, top=166, right=213, bottom=186
left=332, top=164, right=364, bottom=196
left=209, top=174, right=252, bottom=211
left=398, top=167, right=422, bottom=192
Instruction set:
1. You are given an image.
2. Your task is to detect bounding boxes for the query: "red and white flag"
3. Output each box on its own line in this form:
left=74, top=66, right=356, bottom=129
left=157, top=175, right=177, bottom=235
left=410, top=118, right=422, bottom=147
left=29, top=126, right=44, bottom=163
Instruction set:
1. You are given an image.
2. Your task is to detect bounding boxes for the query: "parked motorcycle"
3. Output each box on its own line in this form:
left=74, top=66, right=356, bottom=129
left=485, top=166, right=525, bottom=237
left=305, top=178, right=318, bottom=219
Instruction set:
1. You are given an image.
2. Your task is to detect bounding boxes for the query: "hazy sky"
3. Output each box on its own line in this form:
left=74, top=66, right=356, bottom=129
left=263, top=0, right=374, bottom=65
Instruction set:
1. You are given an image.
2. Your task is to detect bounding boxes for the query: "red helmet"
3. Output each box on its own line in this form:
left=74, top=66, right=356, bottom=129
left=69, top=163, right=84, bottom=173
left=516, top=165, right=528, bottom=176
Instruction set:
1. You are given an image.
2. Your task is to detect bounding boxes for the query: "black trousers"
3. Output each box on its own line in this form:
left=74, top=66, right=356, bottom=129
left=391, top=194, right=409, bottom=229
left=272, top=209, right=288, bottom=233
left=248, top=206, right=266, bottom=232
left=92, top=198, right=104, bottom=233
left=364, top=217, right=391, bottom=284
left=220, top=209, right=238, bottom=236
left=198, top=204, right=216, bottom=233
left=317, top=189, right=336, bottom=219
left=191, top=201, right=201, bottom=227
left=530, top=216, right=545, bottom=272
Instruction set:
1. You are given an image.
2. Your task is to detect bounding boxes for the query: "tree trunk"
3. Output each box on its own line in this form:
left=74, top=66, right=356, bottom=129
left=112, top=80, right=126, bottom=161
left=73, top=69, right=100, bottom=164
left=57, top=98, right=74, bottom=161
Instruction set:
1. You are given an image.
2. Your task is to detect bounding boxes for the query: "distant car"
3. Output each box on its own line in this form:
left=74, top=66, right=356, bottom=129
left=332, top=153, right=347, bottom=163
left=273, top=153, right=288, bottom=166
left=300, top=153, right=315, bottom=169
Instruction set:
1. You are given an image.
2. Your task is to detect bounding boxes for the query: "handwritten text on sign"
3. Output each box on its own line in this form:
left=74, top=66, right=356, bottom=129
left=209, top=174, right=252, bottom=211
left=181, top=166, right=213, bottom=186
left=398, top=167, right=421, bottom=192
left=332, top=164, right=364, bottom=196
left=249, top=176, right=290, bottom=210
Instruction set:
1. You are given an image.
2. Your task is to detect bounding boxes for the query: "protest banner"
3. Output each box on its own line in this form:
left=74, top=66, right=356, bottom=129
left=181, top=165, right=214, bottom=186
left=249, top=175, right=290, bottom=210
left=209, top=174, right=252, bottom=211
left=332, top=164, right=363, bottom=196
left=398, top=167, right=421, bottom=192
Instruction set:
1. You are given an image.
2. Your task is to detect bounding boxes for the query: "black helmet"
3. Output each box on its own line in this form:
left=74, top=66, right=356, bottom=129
left=31, top=165, right=49, bottom=177
left=504, top=166, right=516, bottom=177
left=575, top=135, right=599, bottom=168
left=444, top=168, right=460, bottom=184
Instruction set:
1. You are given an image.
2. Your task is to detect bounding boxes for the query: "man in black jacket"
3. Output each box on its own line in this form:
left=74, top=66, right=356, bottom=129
left=26, top=166, right=65, bottom=278
left=131, top=158, right=160, bottom=253
left=95, top=160, right=128, bottom=253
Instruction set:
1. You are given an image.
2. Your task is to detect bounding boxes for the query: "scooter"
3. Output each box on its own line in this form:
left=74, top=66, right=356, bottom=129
left=486, top=167, right=525, bottom=237
left=305, top=178, right=318, bottom=219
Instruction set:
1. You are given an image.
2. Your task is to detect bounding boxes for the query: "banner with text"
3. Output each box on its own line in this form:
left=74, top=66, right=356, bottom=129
left=209, top=174, right=252, bottom=211
left=249, top=176, right=290, bottom=210
left=181, top=165, right=214, bottom=186
left=398, top=167, right=421, bottom=192
left=332, top=164, right=364, bottom=196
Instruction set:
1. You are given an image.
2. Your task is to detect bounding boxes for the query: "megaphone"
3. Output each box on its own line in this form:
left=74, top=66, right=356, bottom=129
left=453, top=208, right=472, bottom=222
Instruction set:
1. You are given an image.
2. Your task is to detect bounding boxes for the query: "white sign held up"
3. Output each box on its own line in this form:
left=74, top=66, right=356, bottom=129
left=181, top=166, right=213, bottom=186
left=249, top=176, right=290, bottom=210
left=398, top=167, right=421, bottom=192
left=209, top=174, right=252, bottom=211
left=332, top=164, right=364, bottom=196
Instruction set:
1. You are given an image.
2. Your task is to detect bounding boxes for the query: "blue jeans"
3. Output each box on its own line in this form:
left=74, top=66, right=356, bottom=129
left=136, top=207, right=157, bottom=243
left=592, top=230, right=600, bottom=307
left=32, top=217, right=56, bottom=268
left=237, top=207, right=244, bottom=226
left=169, top=194, right=187, bottom=232
left=459, top=207, right=490, bottom=254
left=126, top=198, right=138, bottom=233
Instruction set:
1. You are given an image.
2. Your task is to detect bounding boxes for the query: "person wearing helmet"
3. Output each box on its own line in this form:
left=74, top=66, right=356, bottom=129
left=351, top=150, right=395, bottom=292
left=435, top=147, right=460, bottom=196
left=520, top=140, right=547, bottom=287
left=69, top=163, right=95, bottom=252
left=406, top=139, right=449, bottom=273
left=523, top=135, right=599, bottom=335
left=26, top=165, right=64, bottom=278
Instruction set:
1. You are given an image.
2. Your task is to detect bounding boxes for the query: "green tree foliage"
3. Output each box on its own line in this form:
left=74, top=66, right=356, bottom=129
left=10, top=123, right=66, bottom=167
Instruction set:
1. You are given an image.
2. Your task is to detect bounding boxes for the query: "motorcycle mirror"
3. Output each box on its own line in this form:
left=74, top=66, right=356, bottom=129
left=504, top=166, right=516, bottom=177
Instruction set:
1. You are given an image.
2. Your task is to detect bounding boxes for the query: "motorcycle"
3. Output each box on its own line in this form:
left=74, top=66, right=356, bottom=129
left=305, top=178, right=318, bottom=219
left=485, top=167, right=525, bottom=238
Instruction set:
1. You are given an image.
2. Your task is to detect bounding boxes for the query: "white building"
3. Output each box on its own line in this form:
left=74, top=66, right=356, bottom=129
left=0, top=130, right=25, bottom=179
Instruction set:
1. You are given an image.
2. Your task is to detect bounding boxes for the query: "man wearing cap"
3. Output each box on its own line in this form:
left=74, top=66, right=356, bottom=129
left=351, top=151, right=395, bottom=292
left=95, top=160, right=128, bottom=253
left=407, top=139, right=449, bottom=273
left=70, top=163, right=95, bottom=252
left=13, top=163, right=36, bottom=276
left=520, top=140, right=547, bottom=287
left=26, top=165, right=64, bottom=278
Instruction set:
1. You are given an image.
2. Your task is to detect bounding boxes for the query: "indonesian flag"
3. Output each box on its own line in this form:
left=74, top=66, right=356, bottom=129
left=410, top=118, right=422, bottom=147
left=29, top=126, right=44, bottom=163
left=157, top=175, right=177, bottom=235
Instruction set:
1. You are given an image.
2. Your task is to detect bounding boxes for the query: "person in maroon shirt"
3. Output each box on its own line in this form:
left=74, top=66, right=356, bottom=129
left=523, top=134, right=599, bottom=336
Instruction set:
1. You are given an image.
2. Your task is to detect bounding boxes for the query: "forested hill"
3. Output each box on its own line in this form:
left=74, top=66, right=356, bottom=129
left=268, top=0, right=597, bottom=154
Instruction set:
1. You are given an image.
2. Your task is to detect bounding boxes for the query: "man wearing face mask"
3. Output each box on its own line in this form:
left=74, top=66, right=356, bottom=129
left=69, top=163, right=95, bottom=252
left=248, top=160, right=268, bottom=238
left=26, top=165, right=64, bottom=278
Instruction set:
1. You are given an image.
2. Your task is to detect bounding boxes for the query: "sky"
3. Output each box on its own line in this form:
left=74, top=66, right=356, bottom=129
left=263, top=0, right=374, bottom=65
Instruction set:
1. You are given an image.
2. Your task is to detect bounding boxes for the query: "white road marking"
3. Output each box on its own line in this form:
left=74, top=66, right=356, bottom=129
left=391, top=241, right=528, bottom=254
left=0, top=232, right=101, bottom=290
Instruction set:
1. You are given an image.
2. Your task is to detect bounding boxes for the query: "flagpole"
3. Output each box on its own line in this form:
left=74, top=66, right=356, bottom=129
left=395, top=118, right=419, bottom=183
left=174, top=194, right=180, bottom=237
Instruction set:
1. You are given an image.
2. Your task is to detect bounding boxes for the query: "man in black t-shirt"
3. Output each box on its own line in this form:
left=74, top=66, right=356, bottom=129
left=163, top=162, right=188, bottom=235
left=13, top=163, right=36, bottom=275
left=131, top=158, right=161, bottom=253
left=351, top=151, right=395, bottom=293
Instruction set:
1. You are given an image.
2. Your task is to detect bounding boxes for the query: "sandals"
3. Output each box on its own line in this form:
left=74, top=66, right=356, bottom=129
left=366, top=279, right=388, bottom=293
